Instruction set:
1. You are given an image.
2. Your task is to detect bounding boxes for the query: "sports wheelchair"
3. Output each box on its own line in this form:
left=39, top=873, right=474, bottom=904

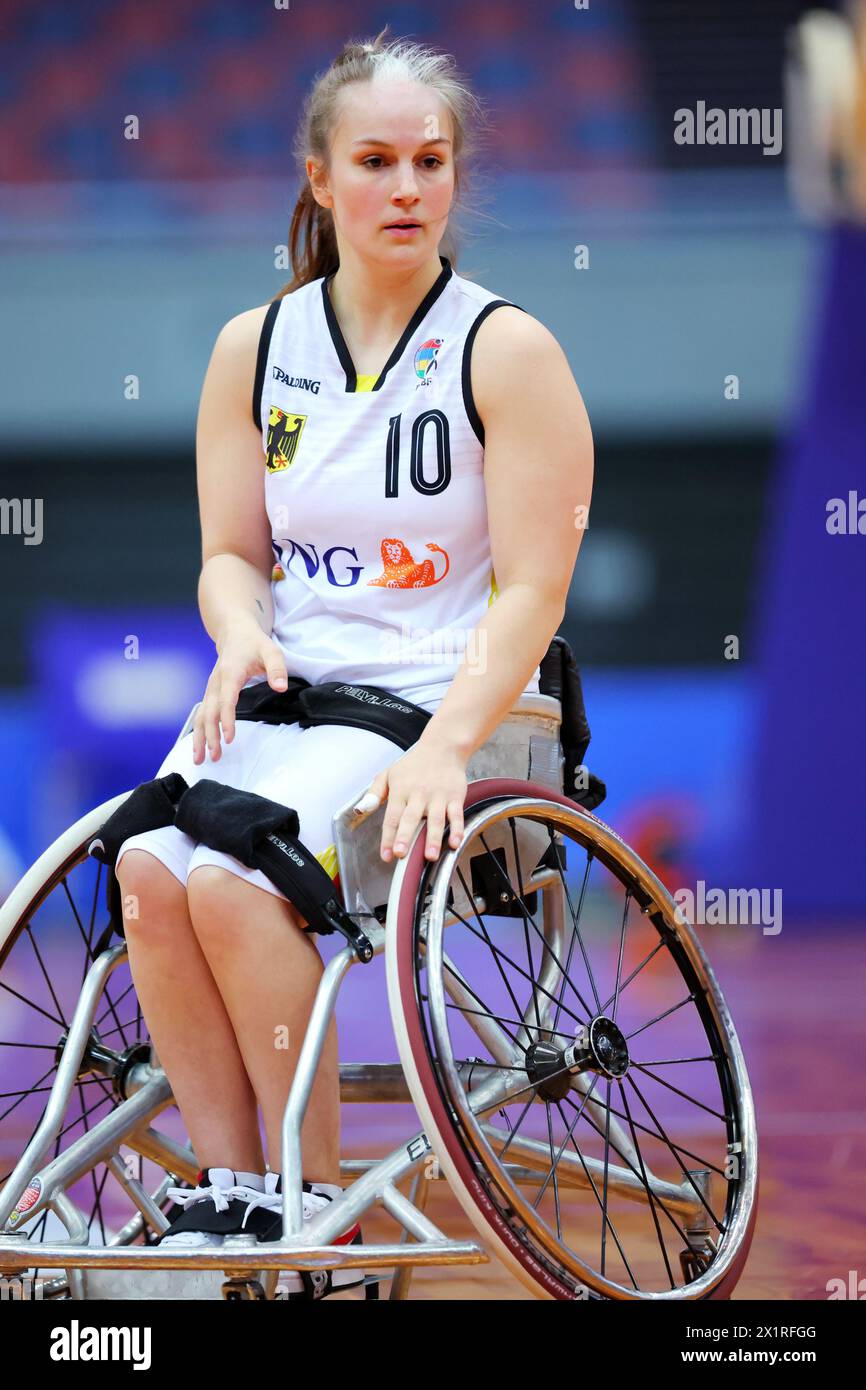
left=0, top=643, right=757, bottom=1301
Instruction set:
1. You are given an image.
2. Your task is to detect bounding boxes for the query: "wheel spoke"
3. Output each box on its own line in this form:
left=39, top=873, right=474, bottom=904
left=553, top=1094, right=639, bottom=1289
left=96, top=1020, right=141, bottom=1041
left=62, top=873, right=130, bottom=1047
left=23, top=925, right=69, bottom=1032
left=618, top=1080, right=677, bottom=1288
left=0, top=1062, right=59, bottom=1124
left=598, top=938, right=672, bottom=1016
left=562, top=1089, right=695, bottom=1246
left=634, top=1054, right=720, bottom=1066
left=497, top=1093, right=538, bottom=1162
left=449, top=897, right=587, bottom=1031
left=534, top=1070, right=601, bottom=1202
left=0, top=977, right=64, bottom=1029
left=507, top=820, right=542, bottom=1034
left=547, top=836, right=603, bottom=1015
left=625, top=995, right=696, bottom=1040
left=56, top=1090, right=114, bottom=1143
left=455, top=863, right=536, bottom=1035
left=440, top=955, right=522, bottom=1050
left=477, top=829, right=597, bottom=1022
left=1, top=1076, right=108, bottom=1100
left=623, top=1073, right=726, bottom=1235
left=544, top=1101, right=562, bottom=1239
left=552, top=847, right=592, bottom=1034
left=95, top=980, right=137, bottom=1028
left=630, top=1061, right=730, bottom=1122
left=445, top=1001, right=579, bottom=1044
left=610, top=892, right=631, bottom=1024
left=600, top=1078, right=612, bottom=1277
left=572, top=1088, right=729, bottom=1177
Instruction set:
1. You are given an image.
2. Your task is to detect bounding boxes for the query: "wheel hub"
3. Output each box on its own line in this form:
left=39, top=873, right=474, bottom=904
left=525, top=1015, right=629, bottom=1099
left=54, top=1028, right=151, bottom=1100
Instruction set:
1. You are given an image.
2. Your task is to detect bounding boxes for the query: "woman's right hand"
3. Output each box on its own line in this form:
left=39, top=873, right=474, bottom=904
left=192, top=618, right=289, bottom=764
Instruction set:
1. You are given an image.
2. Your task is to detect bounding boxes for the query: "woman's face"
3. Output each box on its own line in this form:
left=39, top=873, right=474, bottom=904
left=309, top=79, right=455, bottom=271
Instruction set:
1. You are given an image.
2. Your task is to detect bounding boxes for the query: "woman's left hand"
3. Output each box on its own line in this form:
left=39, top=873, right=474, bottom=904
left=363, top=741, right=468, bottom=863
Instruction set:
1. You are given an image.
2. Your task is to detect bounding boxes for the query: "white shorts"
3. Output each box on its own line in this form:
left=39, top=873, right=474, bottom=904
left=115, top=719, right=401, bottom=904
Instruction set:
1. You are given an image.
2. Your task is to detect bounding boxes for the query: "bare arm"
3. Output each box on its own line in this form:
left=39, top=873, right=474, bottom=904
left=419, top=306, right=594, bottom=760
left=196, top=306, right=275, bottom=648
left=372, top=306, right=593, bottom=865
left=192, top=306, right=290, bottom=761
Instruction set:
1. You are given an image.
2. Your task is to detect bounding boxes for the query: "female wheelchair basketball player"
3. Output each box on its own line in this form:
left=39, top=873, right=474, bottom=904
left=108, top=29, right=593, bottom=1295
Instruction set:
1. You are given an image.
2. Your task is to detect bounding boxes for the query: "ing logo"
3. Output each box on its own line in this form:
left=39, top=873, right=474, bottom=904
left=266, top=407, right=307, bottom=473
left=367, top=538, right=450, bottom=589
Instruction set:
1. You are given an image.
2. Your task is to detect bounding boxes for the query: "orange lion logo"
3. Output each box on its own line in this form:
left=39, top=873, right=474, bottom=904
left=367, top=537, right=450, bottom=589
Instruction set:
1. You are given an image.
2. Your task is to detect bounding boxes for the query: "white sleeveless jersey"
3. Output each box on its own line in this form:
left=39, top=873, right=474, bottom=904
left=250, top=254, right=541, bottom=712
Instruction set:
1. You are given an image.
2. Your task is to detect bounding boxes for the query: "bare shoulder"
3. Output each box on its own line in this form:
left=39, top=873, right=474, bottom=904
left=203, top=302, right=275, bottom=405
left=212, top=301, right=273, bottom=366
left=219, top=301, right=273, bottom=345
left=475, top=304, right=562, bottom=358
left=470, top=305, right=580, bottom=422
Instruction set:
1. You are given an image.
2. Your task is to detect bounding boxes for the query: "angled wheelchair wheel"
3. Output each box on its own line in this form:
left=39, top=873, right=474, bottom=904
left=0, top=796, right=189, bottom=1294
left=386, top=780, right=758, bottom=1301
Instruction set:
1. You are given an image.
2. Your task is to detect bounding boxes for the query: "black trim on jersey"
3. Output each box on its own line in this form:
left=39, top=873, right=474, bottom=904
left=252, top=298, right=282, bottom=431
left=461, top=299, right=526, bottom=446
left=321, top=254, right=454, bottom=393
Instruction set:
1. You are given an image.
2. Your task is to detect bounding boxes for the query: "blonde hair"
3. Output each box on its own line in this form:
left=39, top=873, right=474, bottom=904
left=275, top=26, right=487, bottom=297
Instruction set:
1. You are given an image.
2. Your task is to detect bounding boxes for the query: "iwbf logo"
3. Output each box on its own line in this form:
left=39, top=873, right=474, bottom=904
left=413, top=336, right=443, bottom=385
left=50, top=1319, right=151, bottom=1370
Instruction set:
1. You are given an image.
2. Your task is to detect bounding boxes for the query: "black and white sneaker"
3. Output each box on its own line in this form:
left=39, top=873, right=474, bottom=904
left=245, top=1174, right=368, bottom=1299
left=157, top=1167, right=274, bottom=1248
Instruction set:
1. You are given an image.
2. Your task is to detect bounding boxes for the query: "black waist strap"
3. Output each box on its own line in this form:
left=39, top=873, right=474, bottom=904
left=172, top=780, right=300, bottom=863
left=88, top=679, right=427, bottom=960
left=88, top=773, right=375, bottom=959
left=234, top=677, right=431, bottom=750
left=88, top=772, right=189, bottom=867
left=174, top=781, right=374, bottom=960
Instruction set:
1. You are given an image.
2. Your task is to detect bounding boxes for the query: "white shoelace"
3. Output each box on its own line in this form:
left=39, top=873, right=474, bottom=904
left=162, top=1176, right=333, bottom=1237
left=164, top=1180, right=261, bottom=1214
left=240, top=1188, right=330, bottom=1231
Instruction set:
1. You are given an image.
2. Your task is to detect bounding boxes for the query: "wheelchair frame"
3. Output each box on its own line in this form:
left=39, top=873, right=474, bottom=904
left=0, top=690, right=757, bottom=1301
left=0, top=693, right=570, bottom=1299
